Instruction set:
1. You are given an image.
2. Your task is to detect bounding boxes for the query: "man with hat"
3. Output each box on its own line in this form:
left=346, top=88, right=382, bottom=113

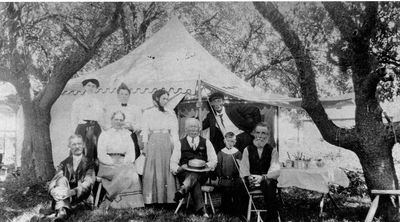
left=202, top=91, right=261, bottom=153
left=170, top=118, right=217, bottom=217
left=71, top=78, right=104, bottom=162
left=105, top=83, right=142, bottom=159
left=48, top=134, right=95, bottom=221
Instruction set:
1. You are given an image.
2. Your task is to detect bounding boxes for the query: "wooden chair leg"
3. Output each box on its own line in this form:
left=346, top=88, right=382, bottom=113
left=247, top=196, right=252, bottom=221
left=327, top=192, right=340, bottom=210
left=94, top=182, right=102, bottom=207
left=365, top=195, right=380, bottom=222
left=174, top=198, right=185, bottom=214
left=208, top=193, right=215, bottom=214
left=186, top=193, right=191, bottom=209
left=319, top=194, right=326, bottom=218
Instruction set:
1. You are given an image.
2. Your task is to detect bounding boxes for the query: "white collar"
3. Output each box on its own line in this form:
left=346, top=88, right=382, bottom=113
left=186, top=136, right=199, bottom=143
left=215, top=107, right=226, bottom=115
left=221, top=147, right=239, bottom=154
left=72, top=154, right=82, bottom=162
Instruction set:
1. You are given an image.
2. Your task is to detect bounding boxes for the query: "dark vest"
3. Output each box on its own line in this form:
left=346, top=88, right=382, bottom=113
left=179, top=136, right=208, bottom=165
left=248, top=143, right=273, bottom=175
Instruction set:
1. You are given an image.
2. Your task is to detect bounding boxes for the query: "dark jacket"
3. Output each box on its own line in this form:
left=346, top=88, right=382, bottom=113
left=54, top=155, right=95, bottom=197
left=202, top=104, right=261, bottom=152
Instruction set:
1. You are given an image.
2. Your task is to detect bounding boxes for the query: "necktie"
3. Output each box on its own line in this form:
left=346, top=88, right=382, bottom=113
left=219, top=114, right=225, bottom=128
left=191, top=137, right=195, bottom=150
left=121, top=103, right=127, bottom=107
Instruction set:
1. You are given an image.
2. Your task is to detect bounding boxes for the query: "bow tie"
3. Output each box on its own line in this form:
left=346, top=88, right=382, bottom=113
left=121, top=103, right=127, bottom=107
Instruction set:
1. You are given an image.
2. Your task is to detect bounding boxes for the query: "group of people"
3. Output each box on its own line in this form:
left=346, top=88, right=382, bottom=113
left=47, top=78, right=281, bottom=222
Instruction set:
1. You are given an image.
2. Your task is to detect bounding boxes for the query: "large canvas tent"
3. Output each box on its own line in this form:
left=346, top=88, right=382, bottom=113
left=50, top=16, right=351, bottom=165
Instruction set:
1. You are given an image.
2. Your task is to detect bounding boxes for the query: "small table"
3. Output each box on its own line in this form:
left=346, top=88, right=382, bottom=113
left=277, top=167, right=350, bottom=216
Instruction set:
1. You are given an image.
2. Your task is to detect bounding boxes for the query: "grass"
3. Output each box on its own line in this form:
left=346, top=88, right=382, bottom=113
left=0, top=168, right=375, bottom=222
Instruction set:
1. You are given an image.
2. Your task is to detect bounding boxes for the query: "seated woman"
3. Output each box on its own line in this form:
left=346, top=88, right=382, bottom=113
left=97, top=111, right=144, bottom=209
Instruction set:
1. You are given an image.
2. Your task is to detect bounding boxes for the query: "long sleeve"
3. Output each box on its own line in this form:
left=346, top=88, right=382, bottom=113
left=97, top=132, right=114, bottom=165
left=240, top=148, right=251, bottom=178
left=170, top=140, right=182, bottom=174
left=71, top=100, right=80, bottom=131
left=123, top=132, right=136, bottom=164
left=266, top=148, right=280, bottom=180
left=205, top=139, right=217, bottom=170
left=169, top=110, right=180, bottom=143
left=141, top=111, right=150, bottom=143
left=131, top=106, right=143, bottom=132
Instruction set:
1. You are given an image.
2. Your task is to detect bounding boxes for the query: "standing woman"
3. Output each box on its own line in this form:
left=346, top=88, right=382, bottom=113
left=71, top=78, right=104, bottom=162
left=141, top=89, right=179, bottom=204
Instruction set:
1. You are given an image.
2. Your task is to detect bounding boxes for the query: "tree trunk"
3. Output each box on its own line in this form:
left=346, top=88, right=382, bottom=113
left=20, top=99, right=55, bottom=183
left=357, top=142, right=399, bottom=221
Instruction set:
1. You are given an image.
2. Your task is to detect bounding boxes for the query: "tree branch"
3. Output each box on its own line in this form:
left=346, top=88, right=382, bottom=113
left=245, top=56, right=292, bottom=81
left=361, top=2, right=378, bottom=39
left=39, top=2, right=123, bottom=110
left=322, top=2, right=357, bottom=39
left=62, top=24, right=90, bottom=52
left=254, top=2, right=360, bottom=150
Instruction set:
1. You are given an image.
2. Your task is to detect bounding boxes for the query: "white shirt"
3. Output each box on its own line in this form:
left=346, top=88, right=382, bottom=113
left=240, top=145, right=280, bottom=180
left=170, top=136, right=218, bottom=174
left=72, top=154, right=83, bottom=172
left=105, top=103, right=142, bottom=131
left=71, top=94, right=105, bottom=129
left=141, top=107, right=179, bottom=143
left=215, top=107, right=243, bottom=136
left=97, top=128, right=136, bottom=165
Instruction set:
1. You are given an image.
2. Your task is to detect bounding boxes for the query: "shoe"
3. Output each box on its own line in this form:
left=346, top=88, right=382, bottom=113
left=174, top=191, right=184, bottom=202
left=54, top=208, right=68, bottom=222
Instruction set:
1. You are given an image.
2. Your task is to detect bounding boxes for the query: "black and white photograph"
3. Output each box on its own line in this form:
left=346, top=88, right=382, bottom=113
left=0, top=1, right=399, bottom=222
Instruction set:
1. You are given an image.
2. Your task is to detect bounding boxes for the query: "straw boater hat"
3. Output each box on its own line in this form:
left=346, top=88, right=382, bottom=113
left=182, top=159, right=211, bottom=172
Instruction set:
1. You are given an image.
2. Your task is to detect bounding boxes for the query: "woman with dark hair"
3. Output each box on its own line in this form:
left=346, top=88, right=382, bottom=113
left=141, top=89, right=178, bottom=204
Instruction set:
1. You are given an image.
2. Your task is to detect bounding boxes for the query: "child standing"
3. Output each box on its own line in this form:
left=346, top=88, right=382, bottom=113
left=216, top=132, right=246, bottom=216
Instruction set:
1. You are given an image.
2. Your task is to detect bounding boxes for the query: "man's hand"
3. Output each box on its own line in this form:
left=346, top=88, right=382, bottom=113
left=68, top=189, right=77, bottom=197
left=177, top=164, right=186, bottom=174
left=249, top=174, right=263, bottom=187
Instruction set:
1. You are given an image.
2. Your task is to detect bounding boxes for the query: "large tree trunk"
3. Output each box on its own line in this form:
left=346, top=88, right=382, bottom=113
left=21, top=99, right=55, bottom=183
left=253, top=2, right=400, bottom=220
left=357, top=143, right=399, bottom=221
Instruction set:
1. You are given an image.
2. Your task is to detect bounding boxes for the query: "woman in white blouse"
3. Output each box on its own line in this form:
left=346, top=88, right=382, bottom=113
left=97, top=111, right=144, bottom=209
left=71, top=78, right=104, bottom=162
left=141, top=89, right=179, bottom=204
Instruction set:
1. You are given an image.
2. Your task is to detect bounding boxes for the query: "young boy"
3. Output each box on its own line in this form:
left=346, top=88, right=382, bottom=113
left=216, top=132, right=246, bottom=216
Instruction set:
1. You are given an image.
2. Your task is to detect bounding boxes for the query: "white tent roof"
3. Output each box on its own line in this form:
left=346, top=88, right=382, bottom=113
left=63, top=16, right=300, bottom=108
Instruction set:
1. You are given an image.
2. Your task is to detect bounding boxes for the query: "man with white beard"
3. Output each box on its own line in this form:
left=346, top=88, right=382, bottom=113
left=240, top=122, right=280, bottom=222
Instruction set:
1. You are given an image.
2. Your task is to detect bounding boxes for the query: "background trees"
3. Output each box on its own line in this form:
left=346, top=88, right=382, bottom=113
left=254, top=2, right=400, bottom=220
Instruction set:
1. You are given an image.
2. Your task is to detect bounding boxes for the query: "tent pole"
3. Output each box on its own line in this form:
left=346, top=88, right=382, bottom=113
left=196, top=77, right=202, bottom=135
left=276, top=106, right=280, bottom=152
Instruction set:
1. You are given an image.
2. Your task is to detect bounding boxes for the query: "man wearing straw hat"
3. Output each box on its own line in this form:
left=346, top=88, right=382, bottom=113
left=202, top=91, right=261, bottom=153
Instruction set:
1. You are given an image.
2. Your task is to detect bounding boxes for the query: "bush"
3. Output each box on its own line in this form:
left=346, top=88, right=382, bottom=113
left=330, top=168, right=368, bottom=198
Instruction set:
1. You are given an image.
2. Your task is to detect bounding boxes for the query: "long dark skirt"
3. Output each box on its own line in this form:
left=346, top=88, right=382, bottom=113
left=75, top=120, right=101, bottom=162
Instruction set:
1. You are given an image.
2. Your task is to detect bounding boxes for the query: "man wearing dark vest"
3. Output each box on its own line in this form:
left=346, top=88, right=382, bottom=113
left=240, top=122, right=280, bottom=222
left=170, top=118, right=217, bottom=218
left=202, top=92, right=261, bottom=153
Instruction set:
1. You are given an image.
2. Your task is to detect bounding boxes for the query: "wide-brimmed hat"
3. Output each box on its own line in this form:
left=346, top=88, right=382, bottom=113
left=82, top=78, right=100, bottom=88
left=208, top=92, right=224, bottom=102
left=182, top=159, right=211, bottom=172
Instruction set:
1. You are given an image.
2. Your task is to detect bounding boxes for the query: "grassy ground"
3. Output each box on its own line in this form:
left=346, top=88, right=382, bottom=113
left=0, top=167, right=375, bottom=222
